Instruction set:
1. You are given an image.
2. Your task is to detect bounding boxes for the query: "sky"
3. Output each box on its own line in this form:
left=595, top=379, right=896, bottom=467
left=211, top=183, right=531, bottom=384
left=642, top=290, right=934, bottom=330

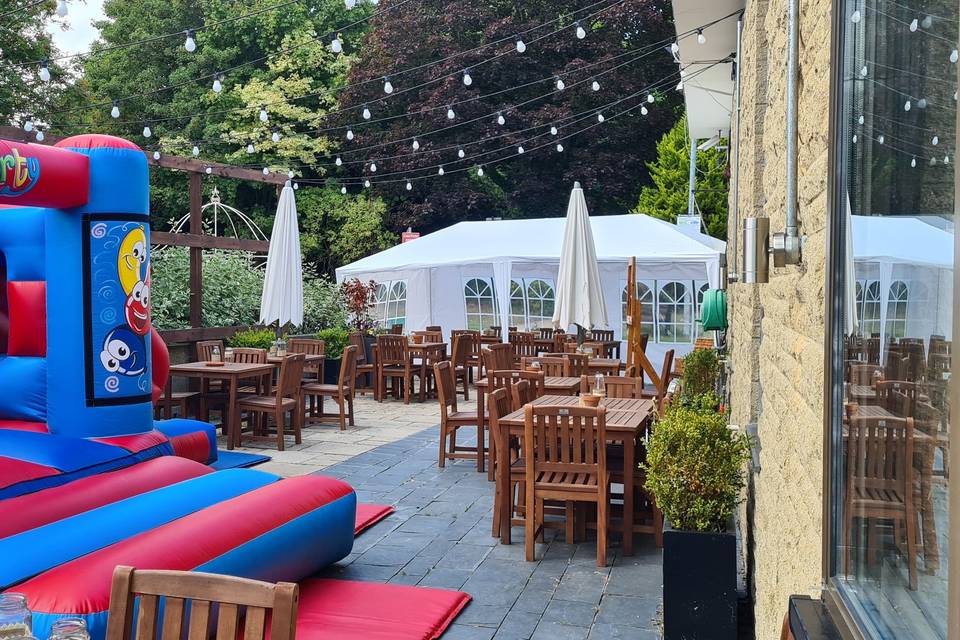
left=47, top=0, right=105, bottom=55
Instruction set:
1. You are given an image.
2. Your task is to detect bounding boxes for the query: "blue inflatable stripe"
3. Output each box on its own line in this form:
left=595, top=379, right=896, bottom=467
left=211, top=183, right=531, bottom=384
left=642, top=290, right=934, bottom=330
left=0, top=430, right=125, bottom=470
left=0, top=469, right=280, bottom=589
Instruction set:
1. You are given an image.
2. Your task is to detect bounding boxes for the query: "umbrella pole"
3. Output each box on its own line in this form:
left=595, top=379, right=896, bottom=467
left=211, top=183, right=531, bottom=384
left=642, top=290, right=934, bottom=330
left=575, top=324, right=586, bottom=348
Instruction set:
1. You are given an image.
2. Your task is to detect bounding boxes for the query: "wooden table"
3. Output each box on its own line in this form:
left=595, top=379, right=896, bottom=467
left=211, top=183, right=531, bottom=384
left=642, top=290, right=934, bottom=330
left=266, top=353, right=325, bottom=365
left=167, top=361, right=276, bottom=450
left=846, top=384, right=876, bottom=404
left=497, top=395, right=655, bottom=556
left=586, top=340, right=621, bottom=359
left=588, top=358, right=622, bottom=375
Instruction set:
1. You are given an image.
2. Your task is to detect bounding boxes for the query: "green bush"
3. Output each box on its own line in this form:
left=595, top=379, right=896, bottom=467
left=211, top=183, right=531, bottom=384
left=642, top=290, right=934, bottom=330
left=228, top=328, right=277, bottom=349
left=643, top=406, right=751, bottom=533
left=681, top=390, right=723, bottom=414
left=680, top=348, right=719, bottom=401
left=316, top=328, right=350, bottom=359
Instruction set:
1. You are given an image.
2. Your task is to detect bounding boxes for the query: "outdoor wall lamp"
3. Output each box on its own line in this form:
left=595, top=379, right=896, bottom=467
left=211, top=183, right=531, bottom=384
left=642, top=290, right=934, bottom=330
left=742, top=217, right=769, bottom=283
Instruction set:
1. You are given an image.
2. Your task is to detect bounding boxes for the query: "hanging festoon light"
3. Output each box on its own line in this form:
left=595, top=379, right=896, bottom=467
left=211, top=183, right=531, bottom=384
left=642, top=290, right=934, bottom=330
left=550, top=125, right=558, bottom=135
left=641, top=105, right=649, bottom=115
left=462, top=68, right=473, bottom=86
left=35, top=128, right=44, bottom=142
left=945, top=154, right=951, bottom=164
left=438, top=165, right=445, bottom=175
left=515, top=36, right=526, bottom=53
left=383, top=76, right=394, bottom=94
left=922, top=15, right=933, bottom=28
left=39, top=60, right=50, bottom=82
left=142, top=124, right=152, bottom=138
left=932, top=135, right=940, bottom=145
left=346, top=128, right=354, bottom=140
left=597, top=112, right=605, bottom=123
left=911, top=156, right=917, bottom=167
left=477, top=165, right=484, bottom=177
left=555, top=76, right=565, bottom=90
left=110, top=100, right=120, bottom=118
left=184, top=29, right=197, bottom=52
left=591, top=78, right=600, bottom=91
left=852, top=134, right=858, bottom=143
left=364, top=179, right=371, bottom=187
left=205, top=166, right=212, bottom=174
left=497, top=111, right=506, bottom=126
left=288, top=170, right=295, bottom=178
left=575, top=21, right=586, bottom=39
left=362, top=104, right=372, bottom=120
left=556, top=143, right=564, bottom=152
left=369, top=162, right=378, bottom=172
left=330, top=33, right=343, bottom=54
left=446, top=105, right=456, bottom=119
left=412, top=138, right=420, bottom=150
left=293, top=183, right=299, bottom=190
left=647, top=94, right=655, bottom=103
left=23, top=117, right=33, bottom=132
left=272, top=128, right=281, bottom=143
left=878, top=133, right=884, bottom=144
left=517, top=145, right=525, bottom=154
left=696, top=28, right=706, bottom=44
left=192, top=144, right=200, bottom=156
left=930, top=157, right=938, bottom=166
left=262, top=167, right=269, bottom=175
left=860, top=64, right=867, bottom=76
left=406, top=179, right=412, bottom=190
left=56, top=0, right=67, bottom=16
left=850, top=9, right=861, bottom=23
left=212, top=74, right=223, bottom=93
left=259, top=106, right=269, bottom=122
left=246, top=141, right=255, bottom=154
left=909, top=18, right=918, bottom=32
left=458, top=147, right=465, bottom=158
left=341, top=186, right=347, bottom=194
left=858, top=114, right=864, bottom=124
left=153, top=150, right=161, bottom=160
left=904, top=99, right=911, bottom=111
left=335, top=155, right=343, bottom=166
left=951, top=49, right=959, bottom=63
left=917, top=98, right=927, bottom=108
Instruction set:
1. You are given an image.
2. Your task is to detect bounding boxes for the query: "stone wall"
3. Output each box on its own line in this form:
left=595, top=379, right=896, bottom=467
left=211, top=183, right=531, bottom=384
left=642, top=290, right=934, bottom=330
left=727, top=0, right=834, bottom=636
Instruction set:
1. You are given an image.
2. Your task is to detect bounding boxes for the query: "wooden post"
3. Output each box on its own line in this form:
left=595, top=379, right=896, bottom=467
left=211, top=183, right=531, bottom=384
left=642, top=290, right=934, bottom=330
left=189, top=173, right=203, bottom=328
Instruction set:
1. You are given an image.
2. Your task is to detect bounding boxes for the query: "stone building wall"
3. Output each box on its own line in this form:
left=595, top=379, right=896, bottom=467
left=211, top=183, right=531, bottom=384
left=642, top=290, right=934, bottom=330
left=727, top=0, right=834, bottom=636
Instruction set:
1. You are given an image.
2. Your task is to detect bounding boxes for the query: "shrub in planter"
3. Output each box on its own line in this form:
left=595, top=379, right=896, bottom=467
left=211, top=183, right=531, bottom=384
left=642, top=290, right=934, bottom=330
left=316, top=328, right=350, bottom=383
left=228, top=328, right=277, bottom=350
left=679, top=347, right=719, bottom=402
left=643, top=406, right=751, bottom=639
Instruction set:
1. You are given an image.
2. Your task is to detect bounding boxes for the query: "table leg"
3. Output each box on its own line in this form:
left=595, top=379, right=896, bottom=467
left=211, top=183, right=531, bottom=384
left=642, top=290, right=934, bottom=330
left=477, top=388, right=486, bottom=474
left=496, top=424, right=510, bottom=544
left=919, top=444, right=939, bottom=573
left=227, top=376, right=238, bottom=450
left=623, top=437, right=635, bottom=556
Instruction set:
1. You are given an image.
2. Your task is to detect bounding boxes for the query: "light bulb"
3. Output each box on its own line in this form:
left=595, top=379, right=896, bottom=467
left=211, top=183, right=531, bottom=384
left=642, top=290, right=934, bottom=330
left=945, top=154, right=951, bottom=164
left=556, top=143, right=564, bottom=152
left=412, top=139, right=420, bottom=150
left=362, top=105, right=371, bottom=120
left=696, top=29, right=706, bottom=44
left=345, top=0, right=356, bottom=8
left=262, top=167, right=269, bottom=175
left=922, top=16, right=933, bottom=28
left=293, top=183, right=299, bottom=190
left=952, top=49, right=958, bottom=63
left=370, top=162, right=377, bottom=172
left=851, top=10, right=861, bottom=23
left=517, top=145, right=524, bottom=154
left=246, top=142, right=255, bottom=154
left=670, top=42, right=679, bottom=55
left=110, top=101, right=120, bottom=118
left=860, top=65, right=868, bottom=76
left=909, top=18, right=918, bottom=32
left=591, top=79, right=600, bottom=91
left=933, top=135, right=940, bottom=145
left=457, top=148, right=465, bottom=158
left=575, top=21, right=586, bottom=39
left=904, top=100, right=911, bottom=111
left=647, top=94, right=655, bottom=103
left=383, top=77, right=394, bottom=94
left=153, top=151, right=161, bottom=160
left=184, top=30, right=196, bottom=53
left=477, top=166, right=484, bottom=177
left=447, top=106, right=455, bottom=119
left=331, top=35, right=342, bottom=54
left=364, top=179, right=371, bottom=188
left=143, top=125, right=152, bottom=138
left=911, top=157, right=917, bottom=167
left=438, top=166, right=444, bottom=175
left=497, top=112, right=505, bottom=125
left=288, top=170, right=294, bottom=178
left=272, top=130, right=281, bottom=143
left=346, top=129, right=354, bottom=140
left=204, top=166, right=212, bottom=174
left=212, top=75, right=222, bottom=92
left=335, top=156, right=343, bottom=166
left=406, top=180, right=412, bottom=191
left=930, top=157, right=938, bottom=166
left=641, top=106, right=648, bottom=116
left=516, top=38, right=526, bottom=53
left=917, top=98, right=927, bottom=108
left=555, top=76, right=565, bottom=91
left=24, top=119, right=33, bottom=132
left=677, top=80, right=684, bottom=91
left=463, top=69, right=472, bottom=86
left=39, top=61, right=50, bottom=82
left=550, top=125, right=558, bottom=135
left=192, top=144, right=200, bottom=156
left=341, top=186, right=347, bottom=194
left=35, top=130, right=44, bottom=142
left=878, top=133, right=884, bottom=144
left=259, top=108, right=268, bottom=122
left=852, top=134, right=858, bottom=143
left=858, top=114, right=865, bottom=125
left=597, top=112, right=605, bottom=122
left=56, top=0, right=67, bottom=16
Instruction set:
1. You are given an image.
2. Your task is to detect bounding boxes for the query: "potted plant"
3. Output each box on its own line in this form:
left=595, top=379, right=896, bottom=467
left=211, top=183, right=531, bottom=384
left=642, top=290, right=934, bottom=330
left=228, top=327, right=277, bottom=350
left=643, top=404, right=751, bottom=640
left=316, top=328, right=350, bottom=384
left=339, top=278, right=381, bottom=361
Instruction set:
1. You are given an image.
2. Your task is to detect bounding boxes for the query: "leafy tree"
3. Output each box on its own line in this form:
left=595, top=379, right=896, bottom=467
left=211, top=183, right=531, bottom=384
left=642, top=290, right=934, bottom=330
left=634, top=114, right=728, bottom=238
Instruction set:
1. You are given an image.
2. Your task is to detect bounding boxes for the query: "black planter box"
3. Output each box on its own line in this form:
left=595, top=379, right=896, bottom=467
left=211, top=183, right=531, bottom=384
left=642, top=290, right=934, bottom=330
left=323, top=358, right=342, bottom=384
left=662, top=520, right=737, bottom=640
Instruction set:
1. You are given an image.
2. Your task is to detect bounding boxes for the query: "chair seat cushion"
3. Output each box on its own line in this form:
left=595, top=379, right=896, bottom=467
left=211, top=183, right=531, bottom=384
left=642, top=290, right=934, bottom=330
left=239, top=395, right=297, bottom=410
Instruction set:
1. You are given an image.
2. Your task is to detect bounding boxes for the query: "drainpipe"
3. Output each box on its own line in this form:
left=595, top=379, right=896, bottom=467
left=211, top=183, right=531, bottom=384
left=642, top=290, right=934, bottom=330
left=687, top=138, right=698, bottom=216
left=772, top=0, right=802, bottom=266
left=728, top=15, right=743, bottom=283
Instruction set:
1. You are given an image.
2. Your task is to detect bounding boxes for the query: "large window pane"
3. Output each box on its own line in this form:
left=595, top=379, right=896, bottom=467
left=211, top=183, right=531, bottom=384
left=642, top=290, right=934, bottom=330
left=464, top=277, right=497, bottom=331
left=833, top=0, right=954, bottom=636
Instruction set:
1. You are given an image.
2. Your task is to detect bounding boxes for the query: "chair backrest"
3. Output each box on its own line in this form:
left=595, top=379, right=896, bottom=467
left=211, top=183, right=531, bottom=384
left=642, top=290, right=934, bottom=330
left=516, top=369, right=545, bottom=397
left=349, top=332, right=368, bottom=365
left=538, top=327, right=555, bottom=340
left=487, top=387, right=513, bottom=459
left=511, top=379, right=535, bottom=411
left=489, top=369, right=518, bottom=392
left=591, top=329, right=614, bottom=342
left=483, top=343, right=514, bottom=372
left=524, top=404, right=607, bottom=479
left=658, top=349, right=675, bottom=396
left=338, top=345, right=359, bottom=390
left=538, top=356, right=568, bottom=377
left=277, top=354, right=306, bottom=400
left=389, top=324, right=404, bottom=334
left=876, top=380, right=923, bottom=417
left=232, top=347, right=267, bottom=364
left=489, top=325, right=503, bottom=337
left=509, top=331, right=537, bottom=359
left=580, top=375, right=643, bottom=398
left=105, top=565, right=298, bottom=640
left=848, top=363, right=882, bottom=385
left=433, top=360, right=458, bottom=415
left=564, top=353, right=590, bottom=377
left=377, top=334, right=409, bottom=366
left=196, top=340, right=224, bottom=361
left=845, top=416, right=914, bottom=499
left=289, top=338, right=325, bottom=356
left=451, top=333, right=474, bottom=367
left=552, top=331, right=573, bottom=353
left=452, top=329, right=482, bottom=356
left=426, top=325, right=442, bottom=333
left=413, top=330, right=443, bottom=344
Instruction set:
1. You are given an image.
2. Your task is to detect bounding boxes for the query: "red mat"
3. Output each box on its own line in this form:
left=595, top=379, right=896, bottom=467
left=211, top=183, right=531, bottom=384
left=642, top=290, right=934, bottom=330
left=292, top=578, right=470, bottom=639
left=355, top=503, right=395, bottom=535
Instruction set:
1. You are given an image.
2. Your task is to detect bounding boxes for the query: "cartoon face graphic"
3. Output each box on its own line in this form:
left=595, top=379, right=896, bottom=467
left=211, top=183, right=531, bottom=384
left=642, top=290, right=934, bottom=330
left=124, top=277, right=150, bottom=335
left=99, top=325, right=147, bottom=376
left=118, top=226, right=147, bottom=295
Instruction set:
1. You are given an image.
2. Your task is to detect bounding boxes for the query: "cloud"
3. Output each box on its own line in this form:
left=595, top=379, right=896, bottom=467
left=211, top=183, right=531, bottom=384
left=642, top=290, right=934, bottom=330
left=47, top=0, right=106, bottom=56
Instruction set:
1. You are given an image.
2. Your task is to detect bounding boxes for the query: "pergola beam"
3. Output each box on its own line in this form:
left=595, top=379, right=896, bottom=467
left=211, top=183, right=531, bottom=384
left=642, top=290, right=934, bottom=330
left=152, top=231, right=270, bottom=252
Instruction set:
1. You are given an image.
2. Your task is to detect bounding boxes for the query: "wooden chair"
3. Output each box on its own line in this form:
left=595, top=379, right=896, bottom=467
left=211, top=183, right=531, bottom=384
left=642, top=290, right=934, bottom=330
left=196, top=339, right=226, bottom=421
left=590, top=329, right=616, bottom=358
left=412, top=330, right=443, bottom=344
left=289, top=338, right=325, bottom=381
left=450, top=333, right=473, bottom=400
left=511, top=379, right=538, bottom=411
left=452, top=329, right=482, bottom=380
left=553, top=331, right=574, bottom=354
left=538, top=327, right=555, bottom=341
left=641, top=349, right=675, bottom=412
left=489, top=387, right=526, bottom=544
left=376, top=335, right=419, bottom=403
left=350, top=332, right=376, bottom=398
left=565, top=353, right=590, bottom=377
left=489, top=325, right=503, bottom=337
left=154, top=391, right=199, bottom=420
left=105, top=566, right=298, bottom=640
left=580, top=375, right=643, bottom=398
left=482, top=343, right=514, bottom=373
left=509, top=331, right=537, bottom=365
left=231, top=347, right=269, bottom=395
left=389, top=324, right=404, bottom=334
left=302, top=345, right=357, bottom=431
left=524, top=404, right=609, bottom=566
left=435, top=360, right=482, bottom=470
left=237, top=353, right=305, bottom=451
left=426, top=325, right=442, bottom=333
left=196, top=339, right=224, bottom=362
left=844, top=415, right=918, bottom=590
left=538, top=356, right=569, bottom=377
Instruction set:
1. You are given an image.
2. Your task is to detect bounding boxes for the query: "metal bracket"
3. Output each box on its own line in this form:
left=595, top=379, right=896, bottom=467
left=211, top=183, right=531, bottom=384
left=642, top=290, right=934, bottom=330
left=770, top=231, right=802, bottom=267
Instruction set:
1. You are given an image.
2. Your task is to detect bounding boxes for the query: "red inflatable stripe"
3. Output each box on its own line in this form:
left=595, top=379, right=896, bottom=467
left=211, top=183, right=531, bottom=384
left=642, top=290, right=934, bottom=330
left=0, top=139, right=89, bottom=208
left=0, top=457, right=57, bottom=491
left=92, top=430, right=169, bottom=453
left=0, top=420, right=48, bottom=433
left=0, top=457, right=211, bottom=539
left=6, top=281, right=46, bottom=357
left=169, top=431, right=211, bottom=463
left=16, top=475, right=353, bottom=612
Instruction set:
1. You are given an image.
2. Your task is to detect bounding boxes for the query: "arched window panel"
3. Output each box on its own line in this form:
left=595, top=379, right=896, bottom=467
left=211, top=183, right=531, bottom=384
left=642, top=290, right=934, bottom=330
left=859, top=279, right=881, bottom=337
left=525, top=279, right=555, bottom=329
left=621, top=280, right=655, bottom=340
left=694, top=282, right=710, bottom=337
left=885, top=280, right=909, bottom=339
left=385, top=280, right=407, bottom=329
left=509, top=279, right=526, bottom=328
left=657, top=281, right=693, bottom=344
left=463, top=277, right=498, bottom=331
left=373, top=282, right=389, bottom=326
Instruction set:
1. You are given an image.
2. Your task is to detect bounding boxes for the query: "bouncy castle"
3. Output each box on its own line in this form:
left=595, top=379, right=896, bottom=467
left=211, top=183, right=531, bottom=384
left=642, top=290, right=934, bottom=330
left=0, top=135, right=357, bottom=638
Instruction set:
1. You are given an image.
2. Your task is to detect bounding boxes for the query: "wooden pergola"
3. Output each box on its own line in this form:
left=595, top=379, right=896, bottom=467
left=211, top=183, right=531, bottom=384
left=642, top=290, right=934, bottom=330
left=0, top=126, right=282, bottom=343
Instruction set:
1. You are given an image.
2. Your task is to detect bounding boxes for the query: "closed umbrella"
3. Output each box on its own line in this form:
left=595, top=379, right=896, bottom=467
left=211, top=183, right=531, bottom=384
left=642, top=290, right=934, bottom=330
left=259, top=182, right=303, bottom=328
left=552, top=182, right=608, bottom=338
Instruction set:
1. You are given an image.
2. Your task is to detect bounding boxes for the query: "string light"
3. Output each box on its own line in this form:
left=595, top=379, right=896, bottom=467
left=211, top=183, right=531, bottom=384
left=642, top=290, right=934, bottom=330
left=438, top=165, right=445, bottom=175
left=951, top=49, right=958, bottom=64
left=852, top=134, right=858, bottom=143
left=383, top=76, right=394, bottom=94
left=477, top=165, right=484, bottom=177
left=592, top=78, right=600, bottom=91
left=330, top=34, right=343, bottom=54
left=56, top=0, right=67, bottom=17
left=555, top=76, right=565, bottom=90
left=932, top=135, right=939, bottom=145
left=406, top=180, right=412, bottom=190
left=497, top=112, right=506, bottom=125
left=517, top=145, right=525, bottom=154
left=192, top=144, right=200, bottom=156
left=696, top=29, right=706, bottom=44
left=641, top=105, right=648, bottom=115
left=111, top=101, right=120, bottom=118
left=341, top=186, right=348, bottom=194
left=647, top=94, right=655, bottom=103
left=362, top=104, right=372, bottom=120
left=550, top=125, right=558, bottom=135
left=259, top=107, right=269, bottom=122
left=262, top=167, right=269, bottom=175
left=212, top=74, right=223, bottom=93
left=23, top=118, right=33, bottom=132
left=904, top=100, right=911, bottom=111
left=39, top=60, right=50, bottom=83
left=909, top=18, right=918, bottom=32
left=858, top=114, right=865, bottom=124
left=458, top=148, right=466, bottom=158
left=346, top=129, right=354, bottom=140
left=516, top=37, right=526, bottom=53
left=288, top=170, right=295, bottom=178
left=597, top=112, right=605, bottom=122
left=35, top=129, right=44, bottom=142
left=184, top=29, right=197, bottom=53
left=575, top=21, right=586, bottom=39
left=878, top=133, right=885, bottom=144
left=293, top=183, right=299, bottom=190
left=272, top=129, right=281, bottom=143
left=335, top=155, right=343, bottom=166
left=364, top=178, right=371, bottom=187
left=463, top=69, right=473, bottom=86
left=142, top=124, right=152, bottom=138
left=246, top=142, right=255, bottom=154
left=851, top=10, right=861, bottom=23
left=369, top=162, right=377, bottom=172
left=446, top=106, right=456, bottom=119
left=945, top=155, right=950, bottom=164
left=921, top=16, right=932, bottom=28
left=204, top=166, right=212, bottom=174
left=556, top=143, right=564, bottom=152
left=911, top=156, right=917, bottom=167
left=860, top=65, right=867, bottom=76
left=412, top=139, right=420, bottom=150
left=153, top=151, right=161, bottom=160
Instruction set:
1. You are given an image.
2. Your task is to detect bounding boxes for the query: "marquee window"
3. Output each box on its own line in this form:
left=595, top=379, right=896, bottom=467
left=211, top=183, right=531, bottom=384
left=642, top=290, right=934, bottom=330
left=463, top=277, right=498, bottom=331
left=509, top=278, right=556, bottom=329
left=373, top=279, right=407, bottom=329
left=885, top=280, right=909, bottom=339
left=657, top=281, right=693, bottom=344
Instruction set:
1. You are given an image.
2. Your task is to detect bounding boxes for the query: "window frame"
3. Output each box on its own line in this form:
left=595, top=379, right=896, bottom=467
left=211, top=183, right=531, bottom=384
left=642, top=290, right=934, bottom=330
left=463, top=277, right=498, bottom=331
left=508, top=277, right=556, bottom=330
left=621, top=279, right=656, bottom=340
left=656, top=280, right=694, bottom=344
left=372, top=279, right=407, bottom=329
